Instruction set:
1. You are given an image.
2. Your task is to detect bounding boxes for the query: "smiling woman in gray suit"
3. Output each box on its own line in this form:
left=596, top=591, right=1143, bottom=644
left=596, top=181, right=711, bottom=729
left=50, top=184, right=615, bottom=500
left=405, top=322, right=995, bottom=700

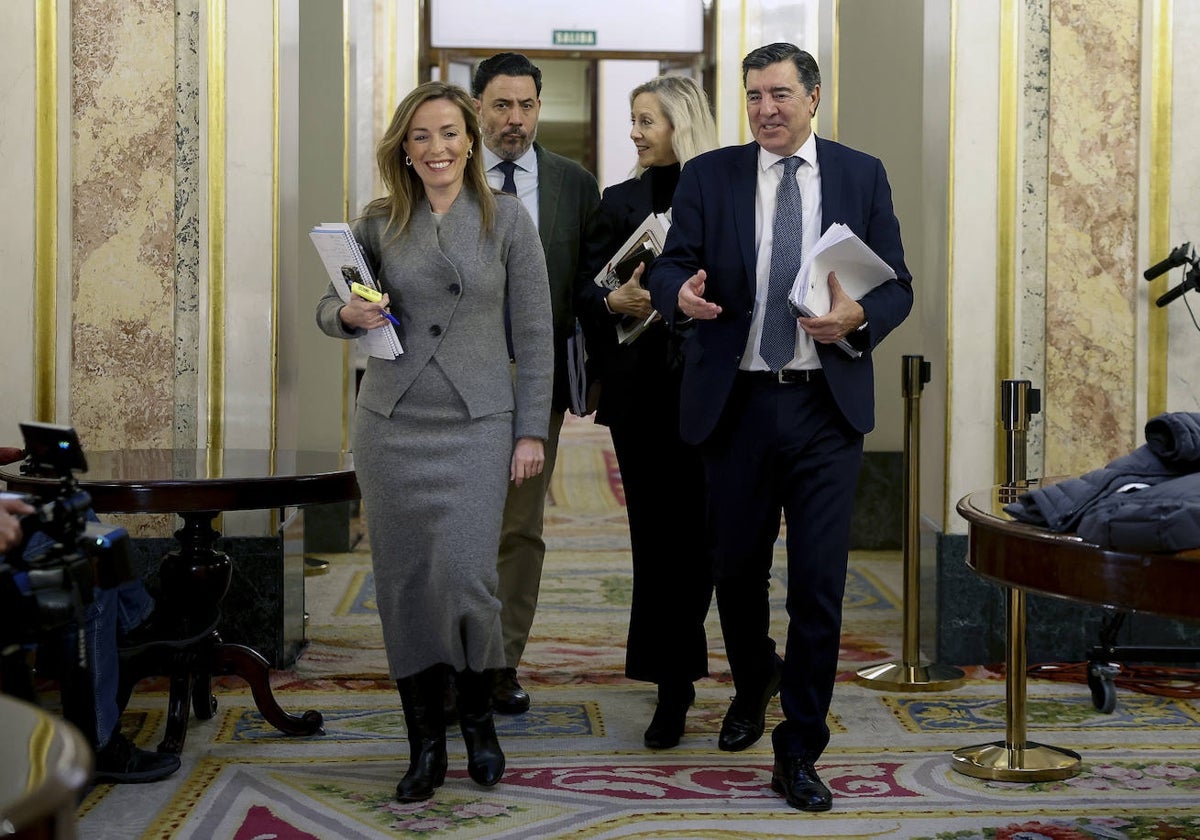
left=315, top=81, right=553, bottom=803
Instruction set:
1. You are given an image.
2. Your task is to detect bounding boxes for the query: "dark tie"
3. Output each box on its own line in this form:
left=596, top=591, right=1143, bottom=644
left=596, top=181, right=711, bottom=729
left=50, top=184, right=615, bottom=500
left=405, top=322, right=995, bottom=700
left=496, top=160, right=519, bottom=358
left=496, top=160, right=518, bottom=195
left=759, top=156, right=803, bottom=371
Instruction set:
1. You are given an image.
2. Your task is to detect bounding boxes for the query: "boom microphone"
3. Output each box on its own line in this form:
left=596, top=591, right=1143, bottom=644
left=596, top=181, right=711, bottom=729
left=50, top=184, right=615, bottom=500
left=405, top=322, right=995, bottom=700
left=1143, top=242, right=1192, bottom=280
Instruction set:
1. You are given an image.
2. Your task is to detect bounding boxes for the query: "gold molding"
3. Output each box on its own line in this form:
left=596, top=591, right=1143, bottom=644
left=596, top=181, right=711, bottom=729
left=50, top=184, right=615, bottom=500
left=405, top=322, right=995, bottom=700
left=1147, top=0, right=1172, bottom=417
left=342, top=0, right=352, bottom=453
left=829, top=0, right=840, bottom=141
left=207, top=0, right=227, bottom=451
left=271, top=0, right=280, bottom=449
left=943, top=0, right=958, bottom=527
left=993, top=0, right=1018, bottom=482
left=34, top=0, right=57, bottom=422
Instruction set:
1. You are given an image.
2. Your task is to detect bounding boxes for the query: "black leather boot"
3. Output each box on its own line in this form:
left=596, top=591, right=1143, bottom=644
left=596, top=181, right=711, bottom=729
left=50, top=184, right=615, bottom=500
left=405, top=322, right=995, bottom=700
left=442, top=667, right=459, bottom=725
left=455, top=668, right=506, bottom=787
left=644, top=681, right=696, bottom=749
left=395, top=666, right=448, bottom=802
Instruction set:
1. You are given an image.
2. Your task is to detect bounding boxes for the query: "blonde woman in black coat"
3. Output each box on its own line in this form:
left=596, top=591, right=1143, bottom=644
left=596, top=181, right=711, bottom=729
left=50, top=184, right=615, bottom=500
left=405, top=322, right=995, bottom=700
left=576, top=75, right=719, bottom=749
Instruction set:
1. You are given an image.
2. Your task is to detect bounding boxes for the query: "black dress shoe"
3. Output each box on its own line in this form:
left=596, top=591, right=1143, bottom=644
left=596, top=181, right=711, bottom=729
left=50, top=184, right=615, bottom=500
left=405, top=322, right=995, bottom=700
left=771, top=755, right=833, bottom=812
left=643, top=682, right=695, bottom=749
left=491, top=667, right=530, bottom=714
left=93, top=732, right=181, bottom=785
left=718, top=664, right=782, bottom=752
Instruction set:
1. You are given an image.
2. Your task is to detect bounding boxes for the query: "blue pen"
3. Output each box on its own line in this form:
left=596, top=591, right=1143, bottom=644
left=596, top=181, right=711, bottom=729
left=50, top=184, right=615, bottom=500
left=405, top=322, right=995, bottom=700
left=380, top=310, right=401, bottom=328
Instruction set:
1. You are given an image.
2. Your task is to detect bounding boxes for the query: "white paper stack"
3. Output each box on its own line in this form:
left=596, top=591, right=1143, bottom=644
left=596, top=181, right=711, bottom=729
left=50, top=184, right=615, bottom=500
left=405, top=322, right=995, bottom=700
left=787, top=223, right=895, bottom=357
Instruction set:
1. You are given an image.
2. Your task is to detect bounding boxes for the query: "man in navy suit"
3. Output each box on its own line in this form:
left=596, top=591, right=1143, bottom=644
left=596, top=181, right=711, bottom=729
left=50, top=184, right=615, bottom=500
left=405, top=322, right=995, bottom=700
left=648, top=42, right=913, bottom=812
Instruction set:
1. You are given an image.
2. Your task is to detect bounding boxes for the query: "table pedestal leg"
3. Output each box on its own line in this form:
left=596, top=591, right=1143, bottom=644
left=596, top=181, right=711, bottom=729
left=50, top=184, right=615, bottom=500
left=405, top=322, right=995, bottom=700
left=952, top=587, right=1080, bottom=781
left=122, top=512, right=324, bottom=754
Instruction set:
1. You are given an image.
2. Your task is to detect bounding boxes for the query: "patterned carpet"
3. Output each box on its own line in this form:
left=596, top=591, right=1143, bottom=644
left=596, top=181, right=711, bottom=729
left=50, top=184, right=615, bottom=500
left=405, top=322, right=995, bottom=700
left=76, top=417, right=1200, bottom=839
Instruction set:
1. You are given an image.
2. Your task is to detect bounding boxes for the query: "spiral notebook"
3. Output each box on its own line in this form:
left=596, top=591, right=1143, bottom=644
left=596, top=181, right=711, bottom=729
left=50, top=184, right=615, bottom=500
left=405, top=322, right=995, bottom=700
left=309, top=223, right=402, bottom=359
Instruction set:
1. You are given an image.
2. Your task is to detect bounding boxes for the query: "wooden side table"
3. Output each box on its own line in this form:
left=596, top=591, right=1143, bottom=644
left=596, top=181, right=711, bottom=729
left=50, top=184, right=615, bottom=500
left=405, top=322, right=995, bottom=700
left=1, top=449, right=359, bottom=754
left=953, top=482, right=1200, bottom=781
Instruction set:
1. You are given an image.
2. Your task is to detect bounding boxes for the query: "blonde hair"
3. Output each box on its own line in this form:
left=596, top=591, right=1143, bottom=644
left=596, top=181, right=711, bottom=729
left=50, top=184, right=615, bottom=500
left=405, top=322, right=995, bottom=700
left=629, top=75, right=718, bottom=177
left=365, top=81, right=497, bottom=237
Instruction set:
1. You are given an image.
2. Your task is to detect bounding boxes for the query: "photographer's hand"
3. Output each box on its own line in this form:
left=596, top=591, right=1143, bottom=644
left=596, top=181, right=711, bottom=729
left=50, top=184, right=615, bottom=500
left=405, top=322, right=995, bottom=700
left=0, top=496, right=35, bottom=553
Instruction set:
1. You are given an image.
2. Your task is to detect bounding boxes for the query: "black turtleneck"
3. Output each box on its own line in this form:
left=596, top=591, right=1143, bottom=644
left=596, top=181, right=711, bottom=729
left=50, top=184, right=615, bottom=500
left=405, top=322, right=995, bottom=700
left=647, top=162, right=682, bottom=215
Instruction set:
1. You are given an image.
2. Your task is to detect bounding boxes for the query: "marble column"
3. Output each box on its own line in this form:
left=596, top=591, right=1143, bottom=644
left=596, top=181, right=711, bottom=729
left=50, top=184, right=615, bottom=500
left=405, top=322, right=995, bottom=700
left=70, top=0, right=177, bottom=450
left=1043, top=0, right=1141, bottom=476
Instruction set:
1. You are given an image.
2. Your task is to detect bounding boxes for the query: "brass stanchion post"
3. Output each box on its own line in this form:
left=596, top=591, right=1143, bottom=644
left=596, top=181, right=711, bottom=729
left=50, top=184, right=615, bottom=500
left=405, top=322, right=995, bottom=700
left=952, top=380, right=1080, bottom=781
left=857, top=356, right=964, bottom=690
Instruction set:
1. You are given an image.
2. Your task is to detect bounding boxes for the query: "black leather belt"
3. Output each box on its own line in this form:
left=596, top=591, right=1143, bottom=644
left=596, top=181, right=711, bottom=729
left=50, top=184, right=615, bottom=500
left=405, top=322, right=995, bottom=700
left=739, top=368, right=824, bottom=385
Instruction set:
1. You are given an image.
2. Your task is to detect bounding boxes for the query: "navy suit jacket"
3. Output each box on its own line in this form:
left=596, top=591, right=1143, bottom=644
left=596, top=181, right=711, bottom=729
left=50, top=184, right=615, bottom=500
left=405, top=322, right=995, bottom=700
left=648, top=137, right=914, bottom=444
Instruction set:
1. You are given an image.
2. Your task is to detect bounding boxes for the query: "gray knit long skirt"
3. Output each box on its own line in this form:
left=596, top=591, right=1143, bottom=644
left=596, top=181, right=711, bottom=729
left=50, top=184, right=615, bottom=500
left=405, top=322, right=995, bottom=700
left=353, top=361, right=512, bottom=680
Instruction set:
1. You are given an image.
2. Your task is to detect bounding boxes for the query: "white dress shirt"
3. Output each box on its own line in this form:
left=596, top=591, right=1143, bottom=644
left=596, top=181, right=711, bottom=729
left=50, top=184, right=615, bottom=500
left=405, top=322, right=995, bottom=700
left=482, top=146, right=540, bottom=231
left=742, top=132, right=822, bottom=372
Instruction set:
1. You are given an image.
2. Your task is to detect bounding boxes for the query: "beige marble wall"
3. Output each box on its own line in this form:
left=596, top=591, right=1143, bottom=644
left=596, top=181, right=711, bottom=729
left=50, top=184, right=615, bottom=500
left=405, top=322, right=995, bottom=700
left=1018, top=0, right=1050, bottom=469
left=175, top=0, right=201, bottom=448
left=1043, top=0, right=1141, bottom=474
left=70, top=0, right=177, bottom=450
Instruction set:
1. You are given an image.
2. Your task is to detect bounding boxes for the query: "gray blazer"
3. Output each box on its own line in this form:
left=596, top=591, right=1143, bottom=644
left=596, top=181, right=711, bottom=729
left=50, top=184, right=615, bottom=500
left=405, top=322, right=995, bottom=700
left=316, top=189, right=553, bottom=441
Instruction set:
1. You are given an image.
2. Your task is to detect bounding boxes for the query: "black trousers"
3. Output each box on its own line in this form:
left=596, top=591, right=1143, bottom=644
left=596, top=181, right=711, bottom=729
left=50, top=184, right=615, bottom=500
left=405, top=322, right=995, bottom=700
left=609, top=410, right=713, bottom=685
left=702, top=374, right=863, bottom=760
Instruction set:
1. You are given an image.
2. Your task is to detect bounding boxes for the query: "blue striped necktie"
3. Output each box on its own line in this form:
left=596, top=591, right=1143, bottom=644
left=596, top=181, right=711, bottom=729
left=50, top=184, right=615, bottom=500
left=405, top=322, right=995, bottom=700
left=759, top=156, right=803, bottom=371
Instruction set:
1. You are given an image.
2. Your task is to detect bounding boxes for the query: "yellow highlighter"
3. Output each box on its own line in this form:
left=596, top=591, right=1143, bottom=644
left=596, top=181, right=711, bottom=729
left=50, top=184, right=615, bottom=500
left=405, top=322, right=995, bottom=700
left=351, top=282, right=382, bottom=302
left=351, top=281, right=400, bottom=327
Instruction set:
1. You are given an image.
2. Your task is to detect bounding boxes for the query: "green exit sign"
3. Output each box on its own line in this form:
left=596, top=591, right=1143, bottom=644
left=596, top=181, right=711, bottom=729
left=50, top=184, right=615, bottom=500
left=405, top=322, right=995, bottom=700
left=553, top=30, right=596, bottom=47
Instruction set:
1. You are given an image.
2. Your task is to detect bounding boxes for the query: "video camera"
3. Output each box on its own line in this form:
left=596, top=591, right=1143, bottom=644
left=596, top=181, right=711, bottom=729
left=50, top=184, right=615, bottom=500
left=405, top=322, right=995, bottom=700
left=1, top=422, right=134, bottom=655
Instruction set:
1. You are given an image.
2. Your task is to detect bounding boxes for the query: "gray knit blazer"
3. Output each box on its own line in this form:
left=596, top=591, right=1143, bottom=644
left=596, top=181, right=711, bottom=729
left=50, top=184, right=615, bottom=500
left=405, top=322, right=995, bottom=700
left=316, top=190, right=553, bottom=441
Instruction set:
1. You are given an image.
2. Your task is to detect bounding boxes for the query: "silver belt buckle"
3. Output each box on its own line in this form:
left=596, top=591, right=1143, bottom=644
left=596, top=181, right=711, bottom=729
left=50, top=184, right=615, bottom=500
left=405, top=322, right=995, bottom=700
left=776, top=370, right=789, bottom=384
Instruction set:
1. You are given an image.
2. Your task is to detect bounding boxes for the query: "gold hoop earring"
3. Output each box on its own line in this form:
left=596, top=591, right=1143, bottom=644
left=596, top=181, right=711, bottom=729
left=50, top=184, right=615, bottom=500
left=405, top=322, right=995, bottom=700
left=466, top=148, right=473, bottom=159
left=405, top=155, right=412, bottom=166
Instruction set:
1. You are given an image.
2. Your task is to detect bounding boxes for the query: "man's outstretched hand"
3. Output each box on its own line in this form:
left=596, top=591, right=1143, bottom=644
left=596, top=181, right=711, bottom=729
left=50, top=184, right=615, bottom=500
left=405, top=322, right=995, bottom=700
left=677, top=270, right=722, bottom=320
